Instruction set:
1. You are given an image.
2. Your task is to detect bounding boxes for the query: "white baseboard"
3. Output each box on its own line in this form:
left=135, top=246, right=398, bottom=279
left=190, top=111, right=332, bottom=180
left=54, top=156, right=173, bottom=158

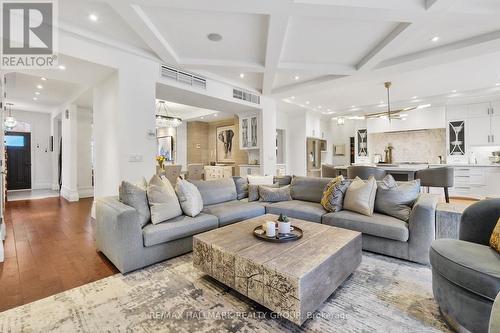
left=78, top=186, right=94, bottom=198
left=61, top=186, right=79, bottom=202
left=33, top=182, right=53, bottom=190
left=91, top=200, right=96, bottom=219
left=51, top=183, right=60, bottom=191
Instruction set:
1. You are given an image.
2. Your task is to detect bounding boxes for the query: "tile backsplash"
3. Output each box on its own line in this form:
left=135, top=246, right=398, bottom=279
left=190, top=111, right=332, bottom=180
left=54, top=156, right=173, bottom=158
left=368, top=129, right=446, bottom=164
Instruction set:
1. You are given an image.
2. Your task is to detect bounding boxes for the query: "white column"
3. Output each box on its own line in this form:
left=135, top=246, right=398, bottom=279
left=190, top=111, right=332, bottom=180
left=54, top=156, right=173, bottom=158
left=77, top=107, right=94, bottom=198
left=61, top=104, right=79, bottom=201
left=260, top=97, right=277, bottom=176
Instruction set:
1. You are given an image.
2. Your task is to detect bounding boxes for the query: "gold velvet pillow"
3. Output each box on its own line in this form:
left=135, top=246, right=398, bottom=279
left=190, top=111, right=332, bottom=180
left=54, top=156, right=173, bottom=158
left=490, top=218, right=500, bottom=253
left=321, top=175, right=344, bottom=211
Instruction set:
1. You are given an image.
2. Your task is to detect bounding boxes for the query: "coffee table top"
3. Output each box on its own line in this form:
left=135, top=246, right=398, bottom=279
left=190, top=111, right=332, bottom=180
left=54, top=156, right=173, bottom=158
left=194, top=214, right=361, bottom=279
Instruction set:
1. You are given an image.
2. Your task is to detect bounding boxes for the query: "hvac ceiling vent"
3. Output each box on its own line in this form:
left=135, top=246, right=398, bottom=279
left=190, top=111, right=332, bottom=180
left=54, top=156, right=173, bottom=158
left=160, top=65, right=206, bottom=90
left=233, top=88, right=260, bottom=105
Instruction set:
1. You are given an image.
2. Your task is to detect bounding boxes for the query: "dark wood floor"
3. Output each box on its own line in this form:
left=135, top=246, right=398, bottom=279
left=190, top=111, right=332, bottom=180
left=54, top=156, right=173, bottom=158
left=0, top=197, right=118, bottom=312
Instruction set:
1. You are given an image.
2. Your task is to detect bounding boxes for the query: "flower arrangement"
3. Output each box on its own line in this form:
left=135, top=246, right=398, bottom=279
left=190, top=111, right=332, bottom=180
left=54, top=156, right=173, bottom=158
left=156, top=155, right=165, bottom=169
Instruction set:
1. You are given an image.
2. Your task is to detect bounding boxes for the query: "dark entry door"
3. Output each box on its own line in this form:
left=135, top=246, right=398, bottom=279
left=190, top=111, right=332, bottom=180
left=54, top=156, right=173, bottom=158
left=6, top=131, right=31, bottom=190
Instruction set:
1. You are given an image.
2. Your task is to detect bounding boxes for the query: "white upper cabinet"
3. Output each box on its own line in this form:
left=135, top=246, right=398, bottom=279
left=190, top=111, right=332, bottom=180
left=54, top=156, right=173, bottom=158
left=447, top=104, right=468, bottom=120
left=239, top=114, right=258, bottom=150
left=491, top=114, right=500, bottom=144
left=467, top=102, right=491, bottom=118
left=467, top=116, right=491, bottom=146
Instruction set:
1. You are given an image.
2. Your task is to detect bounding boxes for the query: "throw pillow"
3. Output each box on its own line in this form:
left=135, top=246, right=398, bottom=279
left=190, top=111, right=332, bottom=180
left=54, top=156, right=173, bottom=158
left=147, top=175, right=183, bottom=224
left=247, top=175, right=274, bottom=186
left=490, top=218, right=500, bottom=253
left=248, top=183, right=279, bottom=201
left=259, top=185, right=292, bottom=202
left=119, top=178, right=150, bottom=227
left=321, top=176, right=352, bottom=212
left=175, top=179, right=203, bottom=217
left=321, top=175, right=344, bottom=211
left=344, top=176, right=378, bottom=216
left=233, top=176, right=248, bottom=200
left=375, top=175, right=421, bottom=222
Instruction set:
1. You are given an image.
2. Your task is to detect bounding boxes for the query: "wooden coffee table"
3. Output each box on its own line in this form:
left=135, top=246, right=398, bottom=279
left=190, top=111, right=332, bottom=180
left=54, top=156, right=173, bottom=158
left=193, top=214, right=362, bottom=325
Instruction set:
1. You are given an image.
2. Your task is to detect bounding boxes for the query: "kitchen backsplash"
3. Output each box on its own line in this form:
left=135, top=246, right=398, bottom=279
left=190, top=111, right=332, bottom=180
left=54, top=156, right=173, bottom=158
left=369, top=129, right=446, bottom=164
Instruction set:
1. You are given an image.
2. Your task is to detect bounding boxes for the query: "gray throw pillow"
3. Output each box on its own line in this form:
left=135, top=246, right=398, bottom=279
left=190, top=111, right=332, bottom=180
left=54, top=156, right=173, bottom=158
left=175, top=179, right=203, bottom=217
left=147, top=175, right=183, bottom=224
left=248, top=183, right=278, bottom=202
left=375, top=174, right=421, bottom=222
left=259, top=185, right=292, bottom=202
left=233, top=176, right=248, bottom=200
left=119, top=178, right=150, bottom=227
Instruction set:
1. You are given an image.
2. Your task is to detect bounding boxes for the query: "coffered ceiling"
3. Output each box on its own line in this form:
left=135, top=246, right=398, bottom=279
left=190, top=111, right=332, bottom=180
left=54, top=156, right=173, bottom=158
left=59, top=0, right=500, bottom=114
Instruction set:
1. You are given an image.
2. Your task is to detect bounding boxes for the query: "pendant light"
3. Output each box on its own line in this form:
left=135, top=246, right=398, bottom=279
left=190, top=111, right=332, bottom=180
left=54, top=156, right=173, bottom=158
left=4, top=103, right=17, bottom=130
left=155, top=100, right=182, bottom=128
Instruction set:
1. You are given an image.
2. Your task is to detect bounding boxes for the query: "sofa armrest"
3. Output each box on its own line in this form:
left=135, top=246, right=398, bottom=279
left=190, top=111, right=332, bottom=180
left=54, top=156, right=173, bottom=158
left=95, top=197, right=145, bottom=272
left=490, top=292, right=500, bottom=333
left=408, top=193, right=438, bottom=264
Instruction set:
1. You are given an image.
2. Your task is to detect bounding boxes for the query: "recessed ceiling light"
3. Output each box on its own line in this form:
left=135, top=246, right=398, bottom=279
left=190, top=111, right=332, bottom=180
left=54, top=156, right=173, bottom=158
left=36, top=84, right=43, bottom=89
left=239, top=73, right=245, bottom=78
left=290, top=96, right=295, bottom=99
left=317, top=106, right=322, bottom=109
left=305, top=101, right=310, bottom=104
left=412, top=96, right=418, bottom=99
left=327, top=108, right=331, bottom=111
left=40, top=77, right=47, bottom=81
left=431, top=36, right=440, bottom=42
left=351, top=105, right=356, bottom=108
left=33, top=97, right=38, bottom=101
left=451, top=89, right=457, bottom=93
left=88, top=13, right=98, bottom=22
left=200, top=116, right=204, bottom=119
left=294, top=75, right=300, bottom=80
left=213, top=113, right=218, bottom=117
left=207, top=33, right=222, bottom=42
left=58, top=65, right=66, bottom=70
left=496, top=83, right=500, bottom=86
left=35, top=91, right=40, bottom=95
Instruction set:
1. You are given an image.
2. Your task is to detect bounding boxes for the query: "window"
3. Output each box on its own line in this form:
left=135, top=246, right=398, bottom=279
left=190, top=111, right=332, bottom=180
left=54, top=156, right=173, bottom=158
left=5, top=135, right=25, bottom=147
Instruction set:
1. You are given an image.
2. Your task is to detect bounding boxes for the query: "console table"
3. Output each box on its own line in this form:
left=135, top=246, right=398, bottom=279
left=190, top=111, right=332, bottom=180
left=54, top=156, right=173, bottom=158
left=204, top=165, right=233, bottom=180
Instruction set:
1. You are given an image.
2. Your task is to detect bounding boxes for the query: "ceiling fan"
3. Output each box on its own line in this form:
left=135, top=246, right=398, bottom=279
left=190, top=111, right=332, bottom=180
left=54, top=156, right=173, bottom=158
left=366, top=82, right=419, bottom=122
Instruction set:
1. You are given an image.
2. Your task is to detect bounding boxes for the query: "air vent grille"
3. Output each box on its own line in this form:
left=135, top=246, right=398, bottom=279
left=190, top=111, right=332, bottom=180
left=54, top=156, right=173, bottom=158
left=160, top=65, right=206, bottom=89
left=233, top=88, right=260, bottom=104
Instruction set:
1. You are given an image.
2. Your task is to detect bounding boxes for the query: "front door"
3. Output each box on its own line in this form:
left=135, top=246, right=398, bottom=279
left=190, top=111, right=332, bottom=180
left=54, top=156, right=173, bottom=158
left=6, top=131, right=31, bottom=190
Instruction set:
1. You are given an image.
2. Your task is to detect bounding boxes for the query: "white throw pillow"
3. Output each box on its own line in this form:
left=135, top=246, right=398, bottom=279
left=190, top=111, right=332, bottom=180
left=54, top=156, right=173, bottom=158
left=175, top=179, right=203, bottom=217
left=147, top=175, right=183, bottom=224
left=343, top=176, right=378, bottom=216
left=247, top=175, right=274, bottom=186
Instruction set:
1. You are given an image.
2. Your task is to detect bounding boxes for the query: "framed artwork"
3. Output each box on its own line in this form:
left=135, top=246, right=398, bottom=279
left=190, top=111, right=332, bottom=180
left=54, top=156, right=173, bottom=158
left=158, top=135, right=174, bottom=161
left=216, top=125, right=235, bottom=163
left=449, top=121, right=465, bottom=155
left=357, top=129, right=368, bottom=156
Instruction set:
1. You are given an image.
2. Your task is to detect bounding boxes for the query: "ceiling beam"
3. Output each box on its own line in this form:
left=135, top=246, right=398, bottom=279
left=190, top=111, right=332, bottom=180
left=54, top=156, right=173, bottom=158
left=180, top=58, right=265, bottom=73
left=106, top=0, right=179, bottom=65
left=271, top=75, right=346, bottom=95
left=262, top=13, right=290, bottom=94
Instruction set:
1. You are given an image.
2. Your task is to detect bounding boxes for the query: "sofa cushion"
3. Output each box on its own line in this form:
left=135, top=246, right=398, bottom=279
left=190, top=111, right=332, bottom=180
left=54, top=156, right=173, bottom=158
left=274, top=175, right=292, bottom=187
left=322, top=210, right=409, bottom=242
left=290, top=176, right=333, bottom=203
left=190, top=178, right=237, bottom=205
left=233, top=176, right=248, bottom=200
left=430, top=239, right=500, bottom=300
left=321, top=176, right=351, bottom=212
left=203, top=200, right=265, bottom=227
left=343, top=177, right=378, bottom=216
left=142, top=213, right=218, bottom=247
left=259, top=185, right=292, bottom=202
left=147, top=175, right=183, bottom=224
left=375, top=175, right=420, bottom=222
left=248, top=183, right=278, bottom=202
left=175, top=179, right=204, bottom=217
left=119, top=178, right=150, bottom=227
left=266, top=200, right=327, bottom=223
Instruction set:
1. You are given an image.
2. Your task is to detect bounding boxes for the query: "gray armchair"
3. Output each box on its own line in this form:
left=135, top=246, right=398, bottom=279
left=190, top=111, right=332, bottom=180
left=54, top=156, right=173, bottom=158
left=347, top=166, right=386, bottom=180
left=321, top=164, right=337, bottom=178
left=430, top=199, right=500, bottom=333
left=415, top=167, right=454, bottom=203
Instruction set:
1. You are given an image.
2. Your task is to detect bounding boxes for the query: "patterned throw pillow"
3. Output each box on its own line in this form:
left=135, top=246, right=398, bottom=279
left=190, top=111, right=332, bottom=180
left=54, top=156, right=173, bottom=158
left=321, top=176, right=352, bottom=212
left=259, top=185, right=292, bottom=202
left=490, top=218, right=500, bottom=253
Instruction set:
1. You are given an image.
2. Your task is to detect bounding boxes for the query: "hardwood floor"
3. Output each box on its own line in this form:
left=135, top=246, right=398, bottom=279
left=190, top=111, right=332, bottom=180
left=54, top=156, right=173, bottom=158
left=0, top=197, right=118, bottom=312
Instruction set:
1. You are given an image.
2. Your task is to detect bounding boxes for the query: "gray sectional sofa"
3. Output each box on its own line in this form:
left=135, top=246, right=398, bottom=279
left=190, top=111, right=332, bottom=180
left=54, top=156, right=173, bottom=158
left=96, top=175, right=438, bottom=274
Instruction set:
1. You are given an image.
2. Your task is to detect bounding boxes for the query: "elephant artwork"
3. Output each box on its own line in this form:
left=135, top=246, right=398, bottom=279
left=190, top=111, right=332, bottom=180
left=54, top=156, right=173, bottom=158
left=216, top=125, right=235, bottom=163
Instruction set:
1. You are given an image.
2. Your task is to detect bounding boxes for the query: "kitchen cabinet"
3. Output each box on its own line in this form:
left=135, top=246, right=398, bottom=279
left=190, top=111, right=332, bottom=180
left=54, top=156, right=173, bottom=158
left=441, top=165, right=500, bottom=199
left=446, top=104, right=468, bottom=121
left=204, top=166, right=233, bottom=180
left=467, top=116, right=491, bottom=146
left=491, top=115, right=500, bottom=144
left=239, top=114, right=258, bottom=150
left=467, top=102, right=491, bottom=118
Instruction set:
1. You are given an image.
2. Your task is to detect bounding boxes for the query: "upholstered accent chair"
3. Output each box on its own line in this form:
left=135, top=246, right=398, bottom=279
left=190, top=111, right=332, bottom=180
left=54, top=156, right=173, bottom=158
left=347, top=166, right=386, bottom=180
left=430, top=199, right=500, bottom=333
left=415, top=167, right=454, bottom=203
left=321, top=164, right=337, bottom=178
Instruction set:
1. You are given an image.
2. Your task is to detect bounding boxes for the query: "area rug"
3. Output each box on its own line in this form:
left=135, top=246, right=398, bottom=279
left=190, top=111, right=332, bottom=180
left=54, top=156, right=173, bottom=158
left=0, top=252, right=450, bottom=332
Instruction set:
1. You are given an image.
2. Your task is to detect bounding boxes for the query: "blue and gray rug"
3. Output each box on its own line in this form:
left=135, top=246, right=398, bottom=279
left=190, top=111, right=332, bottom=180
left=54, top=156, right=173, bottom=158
left=0, top=252, right=450, bottom=332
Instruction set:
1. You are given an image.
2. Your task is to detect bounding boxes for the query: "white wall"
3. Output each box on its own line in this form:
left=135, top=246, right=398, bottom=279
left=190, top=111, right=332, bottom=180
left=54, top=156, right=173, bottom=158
left=77, top=107, right=93, bottom=197
left=9, top=110, right=52, bottom=189
left=328, top=118, right=367, bottom=166
left=175, top=122, right=187, bottom=171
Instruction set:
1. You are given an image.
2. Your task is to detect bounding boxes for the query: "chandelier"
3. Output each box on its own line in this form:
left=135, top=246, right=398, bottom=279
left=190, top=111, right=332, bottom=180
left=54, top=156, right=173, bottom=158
left=367, top=82, right=422, bottom=122
left=156, top=100, right=182, bottom=128
left=4, top=103, right=17, bottom=130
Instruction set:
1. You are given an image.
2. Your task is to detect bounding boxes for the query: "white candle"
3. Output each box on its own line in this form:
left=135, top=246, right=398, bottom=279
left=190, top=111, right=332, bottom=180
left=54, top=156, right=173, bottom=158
left=265, top=221, right=276, bottom=237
